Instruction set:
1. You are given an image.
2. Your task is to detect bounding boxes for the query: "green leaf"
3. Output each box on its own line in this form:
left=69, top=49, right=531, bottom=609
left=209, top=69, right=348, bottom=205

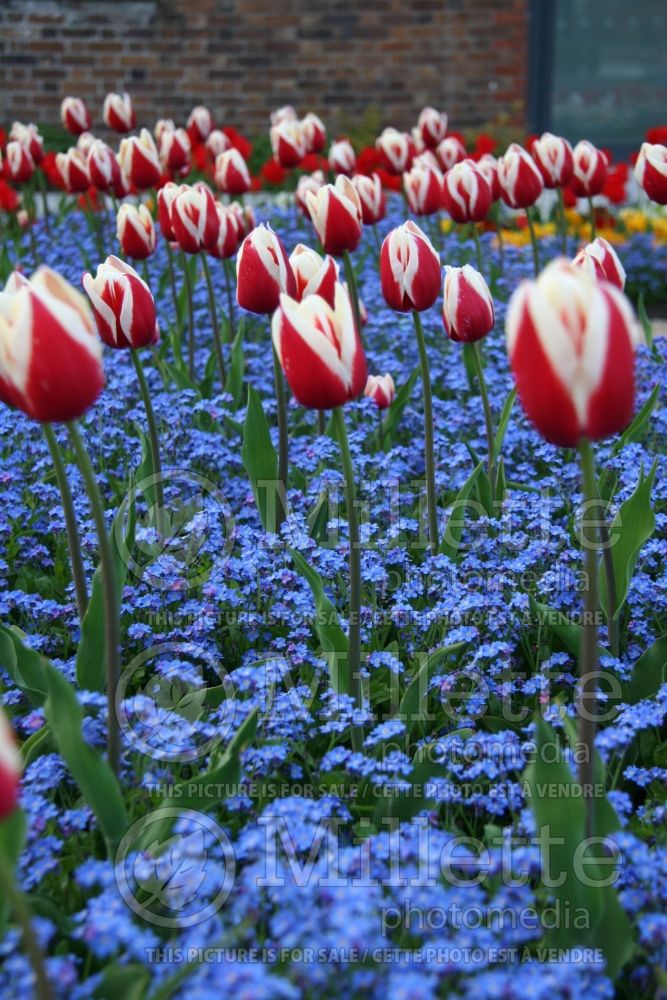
left=0, top=808, right=26, bottom=936
left=599, top=460, right=657, bottom=620
left=625, top=633, right=667, bottom=704
left=0, top=625, right=48, bottom=705
left=637, top=291, right=653, bottom=349
left=289, top=548, right=349, bottom=694
left=93, top=964, right=150, bottom=1000
left=20, top=724, right=51, bottom=768
left=528, top=596, right=609, bottom=659
left=400, top=642, right=466, bottom=735
left=307, top=490, right=330, bottom=543
left=439, top=461, right=484, bottom=560
left=380, top=366, right=419, bottom=450
left=493, top=386, right=516, bottom=460
left=615, top=383, right=659, bottom=451
left=224, top=325, right=245, bottom=408
left=241, top=386, right=279, bottom=533
left=43, top=662, right=128, bottom=854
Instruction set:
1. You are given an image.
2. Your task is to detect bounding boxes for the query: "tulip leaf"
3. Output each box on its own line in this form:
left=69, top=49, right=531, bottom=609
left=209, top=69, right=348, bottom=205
left=528, top=596, right=609, bottom=659
left=400, top=642, right=466, bottom=735
left=289, top=548, right=349, bottom=694
left=224, top=324, right=245, bottom=408
left=0, top=625, right=49, bottom=705
left=0, top=807, right=27, bottom=937
left=625, top=633, right=667, bottom=704
left=493, top=386, right=516, bottom=460
left=439, top=461, right=484, bottom=560
left=241, top=386, right=279, bottom=533
left=380, top=366, right=419, bottom=451
left=615, top=383, right=659, bottom=451
left=92, top=964, right=150, bottom=1000
left=42, top=660, right=128, bottom=855
left=599, top=460, right=657, bottom=620
left=76, top=484, right=137, bottom=692
left=20, top=723, right=52, bottom=768
left=637, top=291, right=653, bottom=349
left=523, top=717, right=633, bottom=977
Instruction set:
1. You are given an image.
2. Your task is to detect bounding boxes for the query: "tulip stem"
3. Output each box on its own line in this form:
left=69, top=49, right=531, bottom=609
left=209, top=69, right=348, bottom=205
left=342, top=250, right=363, bottom=343
left=578, top=437, right=600, bottom=839
left=317, top=410, right=326, bottom=436
left=588, top=196, right=597, bottom=241
left=36, top=169, right=50, bottom=232
left=557, top=188, right=568, bottom=254
left=201, top=254, right=227, bottom=389
left=526, top=207, right=540, bottom=277
left=377, top=407, right=384, bottom=451
left=470, top=222, right=484, bottom=276
left=469, top=342, right=495, bottom=497
left=130, top=349, right=166, bottom=537
left=67, top=422, right=120, bottom=777
left=42, top=424, right=88, bottom=624
left=0, top=852, right=53, bottom=1000
left=580, top=456, right=619, bottom=658
left=164, top=242, right=184, bottom=362
left=223, top=258, right=236, bottom=343
left=180, top=250, right=195, bottom=379
left=412, top=310, right=439, bottom=553
left=332, top=406, right=364, bottom=753
left=272, top=345, right=289, bottom=533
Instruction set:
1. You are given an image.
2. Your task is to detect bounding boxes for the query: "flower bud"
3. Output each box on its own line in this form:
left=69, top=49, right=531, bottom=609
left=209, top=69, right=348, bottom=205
left=380, top=221, right=441, bottom=313
left=404, top=163, right=443, bottom=216
left=436, top=136, right=466, bottom=172
left=296, top=171, right=325, bottom=216
left=290, top=244, right=338, bottom=308
left=187, top=105, right=213, bottom=143
left=302, top=112, right=326, bottom=154
left=306, top=176, right=363, bottom=256
left=6, top=141, right=35, bottom=184
left=214, top=148, right=251, bottom=195
left=351, top=173, right=386, bottom=224
left=572, top=237, right=625, bottom=290
left=531, top=132, right=574, bottom=188
left=87, top=140, right=121, bottom=193
left=571, top=141, right=608, bottom=198
left=83, top=256, right=159, bottom=350
left=376, top=128, right=414, bottom=175
left=118, top=129, right=161, bottom=190
left=236, top=224, right=296, bottom=314
left=634, top=142, right=667, bottom=204
left=442, top=159, right=493, bottom=223
left=56, top=148, right=89, bottom=193
left=442, top=264, right=494, bottom=343
left=417, top=107, right=448, bottom=149
left=271, top=120, right=307, bottom=168
left=498, top=143, right=544, bottom=208
left=171, top=183, right=220, bottom=254
left=0, top=709, right=21, bottom=820
left=159, top=128, right=191, bottom=174
left=60, top=96, right=91, bottom=136
left=116, top=203, right=157, bottom=260
left=329, top=140, right=356, bottom=175
left=103, top=92, right=135, bottom=133
left=365, top=373, right=395, bottom=409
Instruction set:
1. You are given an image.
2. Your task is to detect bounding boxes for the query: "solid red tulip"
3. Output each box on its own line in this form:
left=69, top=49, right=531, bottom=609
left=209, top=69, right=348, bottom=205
left=0, top=267, right=104, bottom=422
left=289, top=244, right=338, bottom=308
left=83, top=256, right=159, bottom=350
left=170, top=183, right=219, bottom=254
left=380, top=221, right=441, bottom=312
left=236, top=224, right=296, bottom=314
left=351, top=173, right=386, bottom=224
left=506, top=259, right=639, bottom=447
left=571, top=141, right=608, bottom=198
left=0, top=709, right=21, bottom=820
left=118, top=129, right=161, bottom=190
left=116, top=204, right=157, bottom=260
left=103, top=92, right=135, bottom=133
left=60, top=96, right=91, bottom=136
left=306, top=176, right=363, bottom=256
left=572, top=237, right=626, bottom=290
left=531, top=132, right=574, bottom=189
left=634, top=142, right=667, bottom=204
left=498, top=143, right=544, bottom=209
left=442, top=160, right=492, bottom=223
left=272, top=283, right=367, bottom=409
left=442, top=264, right=495, bottom=343
left=214, top=148, right=251, bottom=195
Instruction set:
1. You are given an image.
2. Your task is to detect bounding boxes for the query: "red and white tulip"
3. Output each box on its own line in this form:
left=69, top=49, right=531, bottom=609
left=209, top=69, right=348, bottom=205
left=498, top=143, right=545, bottom=209
left=571, top=141, right=608, bottom=198
left=634, top=142, right=667, bottom=205
left=60, top=96, right=91, bottom=136
left=365, top=372, right=395, bottom=409
left=116, top=203, right=157, bottom=260
left=442, top=264, right=495, bottom=343
left=236, top=224, right=296, bottom=314
left=531, top=132, right=574, bottom=189
left=572, top=237, right=625, bottom=290
left=118, top=129, right=161, bottom=190
left=83, top=256, right=159, bottom=350
left=404, top=163, right=443, bottom=216
left=442, top=160, right=492, bottom=223
left=103, top=92, right=135, bottom=133
left=214, top=148, right=251, bottom=195
left=290, top=244, right=338, bottom=308
left=351, top=173, right=386, bottom=225
left=380, top=221, right=441, bottom=313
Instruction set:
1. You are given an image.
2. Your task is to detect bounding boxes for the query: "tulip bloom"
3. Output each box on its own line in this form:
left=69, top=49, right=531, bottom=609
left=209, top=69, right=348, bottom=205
left=380, top=221, right=441, bottom=313
left=404, top=163, right=443, bottom=216
left=634, top=142, right=667, bottom=204
left=119, top=129, right=161, bottom=190
left=0, top=267, right=104, bottom=422
left=296, top=171, right=325, bottom=216
left=10, top=123, right=43, bottom=165
left=302, top=112, right=326, bottom=154
left=5, top=141, right=34, bottom=184
left=171, top=183, right=219, bottom=254
left=506, top=259, right=639, bottom=448
left=270, top=120, right=307, bottom=168
left=365, top=372, right=395, bottom=409
left=306, top=176, right=363, bottom=256
left=83, top=256, right=159, bottom=350
left=236, top=224, right=296, bottom=314
left=0, top=709, right=21, bottom=820
left=271, top=105, right=297, bottom=126
left=56, top=148, right=90, bottom=193
left=60, top=96, right=91, bottom=136
left=187, top=105, right=213, bottom=143
left=329, top=139, right=356, bottom=175
left=418, top=106, right=448, bottom=149
left=376, top=127, right=414, bottom=175
left=442, top=160, right=492, bottom=223
left=103, top=92, right=135, bottom=133
left=116, top=203, right=157, bottom=260
left=206, top=129, right=231, bottom=159
left=532, top=132, right=574, bottom=188
left=498, top=143, right=544, bottom=208
left=436, top=136, right=466, bottom=172
left=157, top=182, right=179, bottom=241
left=442, top=264, right=494, bottom=343
left=272, top=283, right=367, bottom=409
left=229, top=201, right=256, bottom=239
left=159, top=128, right=191, bottom=173
left=214, top=148, right=251, bottom=195
left=290, top=244, right=338, bottom=308
left=571, top=141, right=608, bottom=198
left=351, top=173, right=386, bottom=224
left=572, top=237, right=626, bottom=290
left=154, top=118, right=175, bottom=144
left=87, top=140, right=121, bottom=193
left=209, top=203, right=241, bottom=260
left=186, top=104, right=213, bottom=142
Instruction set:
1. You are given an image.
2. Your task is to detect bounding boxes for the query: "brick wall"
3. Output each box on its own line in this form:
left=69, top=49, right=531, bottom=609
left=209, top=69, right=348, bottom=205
left=0, top=0, right=528, bottom=136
